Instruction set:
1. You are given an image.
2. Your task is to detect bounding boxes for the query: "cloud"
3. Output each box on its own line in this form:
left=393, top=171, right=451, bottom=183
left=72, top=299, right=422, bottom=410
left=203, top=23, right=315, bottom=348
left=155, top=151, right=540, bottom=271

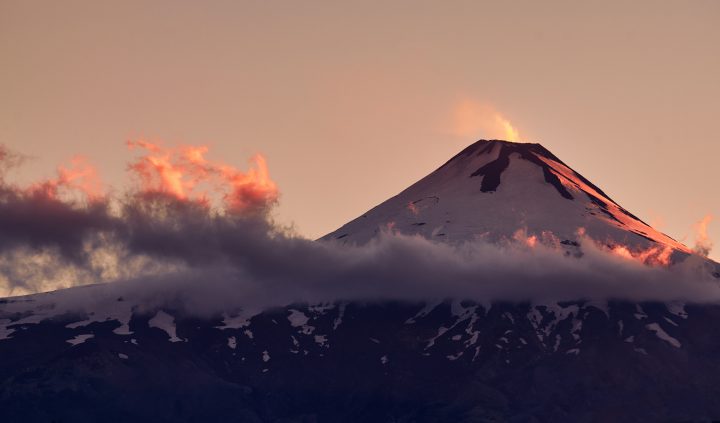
left=0, top=142, right=278, bottom=296
left=25, top=226, right=719, bottom=320
left=0, top=143, right=718, bottom=312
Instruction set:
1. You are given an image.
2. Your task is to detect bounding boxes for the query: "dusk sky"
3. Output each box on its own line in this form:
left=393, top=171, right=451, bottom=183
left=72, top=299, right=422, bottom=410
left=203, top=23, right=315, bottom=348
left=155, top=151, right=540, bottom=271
left=2, top=0, right=718, bottom=259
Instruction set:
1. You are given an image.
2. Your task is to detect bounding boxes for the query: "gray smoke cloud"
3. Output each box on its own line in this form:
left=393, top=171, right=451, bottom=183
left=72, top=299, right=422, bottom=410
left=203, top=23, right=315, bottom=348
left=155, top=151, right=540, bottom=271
left=0, top=144, right=719, bottom=310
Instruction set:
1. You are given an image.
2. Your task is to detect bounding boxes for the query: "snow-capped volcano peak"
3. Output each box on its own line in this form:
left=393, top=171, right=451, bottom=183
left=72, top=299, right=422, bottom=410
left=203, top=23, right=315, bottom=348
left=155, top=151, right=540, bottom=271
left=321, top=139, right=690, bottom=256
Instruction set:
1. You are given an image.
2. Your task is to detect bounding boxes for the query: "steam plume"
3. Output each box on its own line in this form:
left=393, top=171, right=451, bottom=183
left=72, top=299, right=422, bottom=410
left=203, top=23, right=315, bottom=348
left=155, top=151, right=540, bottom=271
left=451, top=100, right=521, bottom=141
left=694, top=215, right=714, bottom=257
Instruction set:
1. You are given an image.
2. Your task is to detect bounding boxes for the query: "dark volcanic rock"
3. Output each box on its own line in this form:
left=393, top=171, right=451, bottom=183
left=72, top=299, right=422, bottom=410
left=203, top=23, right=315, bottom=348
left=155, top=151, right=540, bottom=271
left=1, top=300, right=720, bottom=422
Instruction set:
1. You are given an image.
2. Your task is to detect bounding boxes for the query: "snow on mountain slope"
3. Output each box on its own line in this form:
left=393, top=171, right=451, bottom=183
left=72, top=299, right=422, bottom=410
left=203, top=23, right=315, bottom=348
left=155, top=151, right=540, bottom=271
left=320, top=140, right=690, bottom=257
left=1, top=139, right=716, bottom=346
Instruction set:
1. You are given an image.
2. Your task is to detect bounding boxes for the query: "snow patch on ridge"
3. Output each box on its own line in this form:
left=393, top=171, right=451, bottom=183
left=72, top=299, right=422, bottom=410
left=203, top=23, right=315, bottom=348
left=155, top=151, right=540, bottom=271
left=216, top=310, right=256, bottom=330
left=646, top=323, right=681, bottom=348
left=333, top=303, right=346, bottom=329
left=0, top=319, right=15, bottom=340
left=288, top=309, right=315, bottom=335
left=667, top=302, right=688, bottom=319
left=406, top=301, right=442, bottom=324
left=149, top=311, right=183, bottom=343
left=66, top=333, right=94, bottom=346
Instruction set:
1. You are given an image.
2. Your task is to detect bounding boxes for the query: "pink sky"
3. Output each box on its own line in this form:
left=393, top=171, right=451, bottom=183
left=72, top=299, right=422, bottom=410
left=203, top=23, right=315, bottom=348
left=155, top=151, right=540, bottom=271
left=2, top=0, right=718, bottom=259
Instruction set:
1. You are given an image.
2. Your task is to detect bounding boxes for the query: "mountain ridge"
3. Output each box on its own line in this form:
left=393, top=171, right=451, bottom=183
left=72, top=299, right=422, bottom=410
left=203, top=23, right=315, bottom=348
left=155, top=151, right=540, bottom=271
left=321, top=139, right=691, bottom=261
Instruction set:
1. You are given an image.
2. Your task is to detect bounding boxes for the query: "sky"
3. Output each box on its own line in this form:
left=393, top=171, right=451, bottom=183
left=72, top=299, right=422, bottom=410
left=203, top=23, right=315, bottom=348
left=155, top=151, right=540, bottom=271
left=1, top=0, right=719, bottom=260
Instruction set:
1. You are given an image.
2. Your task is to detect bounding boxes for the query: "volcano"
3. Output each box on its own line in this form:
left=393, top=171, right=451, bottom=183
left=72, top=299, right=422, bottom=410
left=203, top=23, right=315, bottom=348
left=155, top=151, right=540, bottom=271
left=1, top=140, right=720, bottom=422
left=322, top=140, right=689, bottom=258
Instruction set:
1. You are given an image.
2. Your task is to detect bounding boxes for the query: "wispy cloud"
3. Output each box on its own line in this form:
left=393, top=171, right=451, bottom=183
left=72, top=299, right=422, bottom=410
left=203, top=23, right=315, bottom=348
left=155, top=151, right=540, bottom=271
left=0, top=143, right=718, bottom=312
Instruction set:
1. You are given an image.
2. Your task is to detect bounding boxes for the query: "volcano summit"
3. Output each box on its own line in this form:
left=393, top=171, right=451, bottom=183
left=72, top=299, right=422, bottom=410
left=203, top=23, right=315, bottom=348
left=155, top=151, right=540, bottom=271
left=323, top=140, right=689, bottom=260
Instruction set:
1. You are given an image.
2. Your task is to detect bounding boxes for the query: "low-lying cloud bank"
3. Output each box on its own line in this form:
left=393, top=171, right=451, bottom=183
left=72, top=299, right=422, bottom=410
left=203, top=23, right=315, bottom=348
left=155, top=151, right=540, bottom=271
left=0, top=143, right=719, bottom=312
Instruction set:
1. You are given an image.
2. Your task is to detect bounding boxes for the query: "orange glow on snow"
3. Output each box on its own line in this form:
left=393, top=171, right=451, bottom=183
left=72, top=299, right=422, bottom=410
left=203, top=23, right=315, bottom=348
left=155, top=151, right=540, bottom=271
left=452, top=100, right=521, bottom=141
left=509, top=227, right=674, bottom=267
left=127, top=140, right=278, bottom=214
left=608, top=243, right=673, bottom=266
left=574, top=227, right=673, bottom=266
left=535, top=155, right=693, bottom=254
